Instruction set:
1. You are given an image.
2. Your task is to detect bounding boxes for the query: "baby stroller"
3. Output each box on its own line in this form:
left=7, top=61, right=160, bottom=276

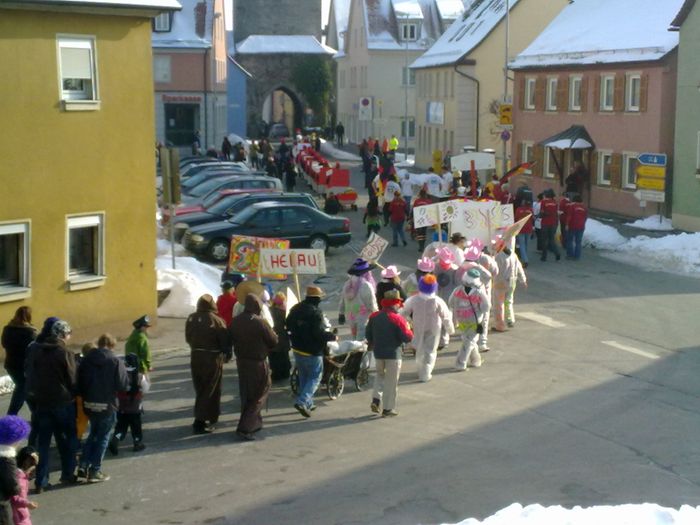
left=290, top=341, right=371, bottom=400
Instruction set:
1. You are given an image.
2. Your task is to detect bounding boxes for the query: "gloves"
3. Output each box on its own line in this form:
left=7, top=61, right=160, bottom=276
left=338, top=314, right=345, bottom=325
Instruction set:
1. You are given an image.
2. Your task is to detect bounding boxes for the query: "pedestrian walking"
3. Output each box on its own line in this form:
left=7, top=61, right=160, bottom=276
left=338, top=259, right=378, bottom=339
left=269, top=292, right=292, bottom=381
left=363, top=198, right=382, bottom=239
left=125, top=316, right=153, bottom=374
left=460, top=241, right=497, bottom=353
left=448, top=269, right=490, bottom=371
left=185, top=295, right=231, bottom=435
left=412, top=189, right=433, bottom=253
left=400, top=172, right=414, bottom=213
left=324, top=192, right=341, bottom=215
left=221, top=136, right=232, bottom=160
left=493, top=240, right=527, bottom=331
left=559, top=192, right=572, bottom=250
left=229, top=295, right=278, bottom=441
left=539, top=189, right=561, bottom=261
left=375, top=266, right=407, bottom=306
left=1, top=307, right=36, bottom=415
left=12, top=445, right=39, bottom=525
left=389, top=191, right=408, bottom=247
left=402, top=257, right=435, bottom=297
left=110, top=353, right=149, bottom=455
left=514, top=200, right=534, bottom=267
left=566, top=195, right=587, bottom=260
left=402, top=275, right=454, bottom=382
left=284, top=161, right=297, bottom=192
left=0, top=416, right=29, bottom=522
left=335, top=122, right=345, bottom=146
left=286, top=286, right=337, bottom=418
left=366, top=290, right=413, bottom=417
left=216, top=281, right=237, bottom=327
left=77, top=333, right=129, bottom=483
left=533, top=193, right=544, bottom=252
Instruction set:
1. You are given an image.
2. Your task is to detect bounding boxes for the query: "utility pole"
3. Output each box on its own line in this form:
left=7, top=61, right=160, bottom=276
left=502, top=0, right=510, bottom=178
left=404, top=13, right=410, bottom=163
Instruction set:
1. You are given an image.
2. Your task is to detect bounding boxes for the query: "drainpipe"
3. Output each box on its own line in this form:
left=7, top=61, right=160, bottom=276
left=204, top=47, right=209, bottom=150
left=453, top=63, right=479, bottom=151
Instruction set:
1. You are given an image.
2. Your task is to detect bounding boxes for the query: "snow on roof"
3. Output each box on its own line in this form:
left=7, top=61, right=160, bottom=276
left=670, top=0, right=695, bottom=29
left=393, top=0, right=424, bottom=18
left=6, top=0, right=180, bottom=11
left=328, top=0, right=352, bottom=54
left=436, top=0, right=467, bottom=20
left=152, top=0, right=212, bottom=49
left=411, top=0, right=519, bottom=69
left=236, top=35, right=336, bottom=55
left=510, top=0, right=684, bottom=69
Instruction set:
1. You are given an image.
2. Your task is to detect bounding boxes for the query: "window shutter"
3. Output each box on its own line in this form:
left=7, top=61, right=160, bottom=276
left=593, top=75, right=601, bottom=112
left=60, top=47, right=92, bottom=78
left=557, top=75, right=568, bottom=111
left=517, top=142, right=523, bottom=164
left=533, top=144, right=544, bottom=177
left=610, top=153, right=622, bottom=188
left=517, top=76, right=525, bottom=110
left=580, top=76, right=588, bottom=112
left=535, top=76, right=546, bottom=111
left=589, top=150, right=597, bottom=183
left=639, top=73, right=649, bottom=112
left=613, top=73, right=625, bottom=112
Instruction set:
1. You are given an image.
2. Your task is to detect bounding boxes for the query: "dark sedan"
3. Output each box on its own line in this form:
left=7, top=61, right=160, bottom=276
left=183, top=201, right=351, bottom=262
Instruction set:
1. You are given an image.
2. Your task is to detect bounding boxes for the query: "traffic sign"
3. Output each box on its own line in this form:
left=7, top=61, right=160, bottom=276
left=638, top=153, right=667, bottom=167
left=500, top=130, right=511, bottom=142
left=634, top=189, right=665, bottom=202
left=498, top=103, right=513, bottom=126
left=636, top=165, right=666, bottom=179
left=637, top=177, right=665, bottom=191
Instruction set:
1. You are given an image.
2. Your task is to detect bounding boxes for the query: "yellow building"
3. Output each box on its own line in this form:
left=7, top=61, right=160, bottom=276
left=411, top=0, right=568, bottom=172
left=0, top=0, right=180, bottom=342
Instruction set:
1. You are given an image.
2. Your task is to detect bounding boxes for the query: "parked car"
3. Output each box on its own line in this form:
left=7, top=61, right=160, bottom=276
left=160, top=188, right=275, bottom=226
left=268, top=122, right=290, bottom=140
left=183, top=201, right=351, bottom=261
left=182, top=175, right=282, bottom=203
left=173, top=191, right=319, bottom=241
left=181, top=161, right=249, bottom=179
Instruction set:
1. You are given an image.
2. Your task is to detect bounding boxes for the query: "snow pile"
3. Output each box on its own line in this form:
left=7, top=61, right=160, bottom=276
left=157, top=238, right=187, bottom=257
left=626, top=215, right=674, bottom=232
left=582, top=219, right=627, bottom=250
left=320, top=140, right=361, bottom=162
left=394, top=152, right=415, bottom=168
left=0, top=375, right=14, bottom=396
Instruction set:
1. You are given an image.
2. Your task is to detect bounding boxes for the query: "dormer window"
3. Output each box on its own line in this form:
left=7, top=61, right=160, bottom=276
left=153, top=13, right=172, bottom=32
left=401, top=23, right=418, bottom=41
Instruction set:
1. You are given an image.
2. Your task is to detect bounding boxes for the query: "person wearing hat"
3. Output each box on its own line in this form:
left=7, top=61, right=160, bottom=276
left=125, top=315, right=152, bottom=374
left=459, top=240, right=498, bottom=352
left=268, top=292, right=292, bottom=381
left=434, top=246, right=459, bottom=304
left=286, top=286, right=337, bottom=417
left=493, top=238, right=527, bottom=332
left=375, top=266, right=406, bottom=306
left=0, top=415, right=30, bottom=522
left=338, top=258, right=378, bottom=339
left=216, top=281, right=237, bottom=327
left=402, top=257, right=435, bottom=297
left=24, top=320, right=78, bottom=492
left=186, top=295, right=231, bottom=435
left=448, top=269, right=490, bottom=371
left=402, top=275, right=454, bottom=382
left=365, top=290, right=413, bottom=417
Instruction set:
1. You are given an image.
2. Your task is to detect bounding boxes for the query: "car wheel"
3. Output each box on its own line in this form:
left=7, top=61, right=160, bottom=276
left=207, top=239, right=230, bottom=262
left=309, top=235, right=328, bottom=252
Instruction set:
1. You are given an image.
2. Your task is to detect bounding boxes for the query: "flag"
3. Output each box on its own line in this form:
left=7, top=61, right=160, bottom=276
left=500, top=162, right=536, bottom=185
left=495, top=213, right=532, bottom=253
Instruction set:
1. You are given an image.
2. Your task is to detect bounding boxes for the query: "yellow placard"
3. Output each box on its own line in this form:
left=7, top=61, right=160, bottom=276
left=636, top=165, right=666, bottom=179
left=499, top=104, right=513, bottom=126
left=637, top=177, right=665, bottom=191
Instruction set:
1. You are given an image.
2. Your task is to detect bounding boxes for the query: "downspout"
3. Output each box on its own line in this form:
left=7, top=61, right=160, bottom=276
left=204, top=47, right=209, bottom=149
left=453, top=63, right=479, bottom=150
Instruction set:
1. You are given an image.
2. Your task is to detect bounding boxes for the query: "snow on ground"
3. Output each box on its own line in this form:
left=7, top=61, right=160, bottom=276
left=449, top=503, right=700, bottom=525
left=320, top=139, right=361, bottom=161
left=584, top=219, right=700, bottom=276
left=0, top=375, right=14, bottom=396
left=394, top=152, right=415, bottom=168
left=626, top=215, right=674, bottom=232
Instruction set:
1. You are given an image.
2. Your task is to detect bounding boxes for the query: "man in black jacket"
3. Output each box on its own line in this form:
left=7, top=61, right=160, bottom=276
left=77, top=333, right=128, bottom=483
left=286, top=286, right=336, bottom=417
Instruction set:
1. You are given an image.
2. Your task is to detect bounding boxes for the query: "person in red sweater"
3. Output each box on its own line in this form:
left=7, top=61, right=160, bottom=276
left=216, top=281, right=237, bottom=326
left=558, top=192, right=572, bottom=250
left=514, top=199, right=534, bottom=267
left=566, top=195, right=588, bottom=260
left=539, top=189, right=561, bottom=262
left=389, top=190, right=408, bottom=247
left=412, top=188, right=433, bottom=253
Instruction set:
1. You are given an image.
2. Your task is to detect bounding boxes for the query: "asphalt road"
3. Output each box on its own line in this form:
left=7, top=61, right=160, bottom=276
left=19, top=158, right=700, bottom=525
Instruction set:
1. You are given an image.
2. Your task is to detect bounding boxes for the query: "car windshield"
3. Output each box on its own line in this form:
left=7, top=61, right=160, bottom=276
left=190, top=177, right=236, bottom=198
left=202, top=191, right=225, bottom=209
left=207, top=194, right=247, bottom=215
left=228, top=205, right=259, bottom=225
left=181, top=173, right=207, bottom=190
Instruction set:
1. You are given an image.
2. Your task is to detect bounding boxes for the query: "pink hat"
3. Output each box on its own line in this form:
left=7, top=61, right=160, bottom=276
left=417, top=257, right=435, bottom=273
left=466, top=238, right=485, bottom=252
left=381, top=265, right=401, bottom=279
left=436, top=247, right=458, bottom=270
left=491, top=234, right=506, bottom=250
left=464, top=245, right=481, bottom=262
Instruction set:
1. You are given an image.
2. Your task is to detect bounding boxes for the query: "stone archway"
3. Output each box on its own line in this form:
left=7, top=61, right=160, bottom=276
left=261, top=85, right=304, bottom=136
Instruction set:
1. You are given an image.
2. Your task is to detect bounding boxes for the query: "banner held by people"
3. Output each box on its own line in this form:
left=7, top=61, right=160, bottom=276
left=360, top=232, right=389, bottom=263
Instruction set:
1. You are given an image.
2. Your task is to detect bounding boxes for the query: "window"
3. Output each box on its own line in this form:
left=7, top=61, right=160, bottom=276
left=443, top=71, right=448, bottom=97
left=543, top=147, right=556, bottom=178
left=248, top=209, right=279, bottom=228
left=522, top=142, right=534, bottom=173
left=67, top=214, right=105, bottom=289
left=57, top=36, right=98, bottom=106
left=450, top=71, right=455, bottom=98
left=350, top=67, right=357, bottom=88
left=600, top=74, right=614, bottom=111
left=153, top=13, right=172, bottom=32
left=0, top=222, right=30, bottom=301
left=402, top=67, right=415, bottom=86
left=153, top=55, right=171, bottom=83
left=597, top=151, right=613, bottom=185
left=361, top=66, right=367, bottom=89
left=623, top=153, right=638, bottom=188
left=401, top=118, right=415, bottom=139
left=626, top=74, right=641, bottom=112
left=401, top=23, right=418, bottom=41
left=525, top=77, right=536, bottom=110
left=569, top=76, right=582, bottom=111
left=546, top=77, right=558, bottom=111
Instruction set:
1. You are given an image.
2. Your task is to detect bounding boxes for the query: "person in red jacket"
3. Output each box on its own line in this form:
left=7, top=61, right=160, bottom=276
left=514, top=199, right=534, bottom=267
left=566, top=195, right=588, bottom=260
left=389, top=190, right=408, bottom=247
left=558, top=192, right=572, bottom=250
left=539, top=189, right=561, bottom=262
left=216, top=281, right=237, bottom=326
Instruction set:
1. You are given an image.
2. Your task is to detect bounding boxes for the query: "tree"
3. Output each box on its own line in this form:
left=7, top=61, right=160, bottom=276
left=291, top=56, right=333, bottom=126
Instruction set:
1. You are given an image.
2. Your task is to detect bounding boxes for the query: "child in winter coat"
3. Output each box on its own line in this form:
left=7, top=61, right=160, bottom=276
left=448, top=269, right=491, bottom=370
left=493, top=239, right=527, bottom=331
left=109, top=353, right=149, bottom=455
left=459, top=242, right=497, bottom=352
left=11, top=447, right=38, bottom=525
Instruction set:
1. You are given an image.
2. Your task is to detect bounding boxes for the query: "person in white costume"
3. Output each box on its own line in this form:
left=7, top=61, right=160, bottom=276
left=402, top=257, right=435, bottom=297
left=493, top=237, right=527, bottom=331
left=338, top=258, right=379, bottom=338
left=460, top=239, right=498, bottom=352
left=448, top=268, right=491, bottom=370
left=401, top=274, right=454, bottom=382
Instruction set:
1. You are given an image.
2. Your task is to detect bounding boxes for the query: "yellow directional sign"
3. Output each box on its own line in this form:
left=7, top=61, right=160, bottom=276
left=637, top=177, right=665, bottom=191
left=636, top=165, right=666, bottom=179
left=499, top=104, right=513, bottom=126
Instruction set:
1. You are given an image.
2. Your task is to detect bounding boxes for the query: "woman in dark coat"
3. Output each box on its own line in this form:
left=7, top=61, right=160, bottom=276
left=185, top=295, right=231, bottom=434
left=268, top=292, right=291, bottom=380
left=228, top=295, right=278, bottom=441
left=1, top=307, right=37, bottom=415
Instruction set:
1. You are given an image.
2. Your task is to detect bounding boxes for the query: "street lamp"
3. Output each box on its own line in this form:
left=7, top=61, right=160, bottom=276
left=404, top=14, right=410, bottom=164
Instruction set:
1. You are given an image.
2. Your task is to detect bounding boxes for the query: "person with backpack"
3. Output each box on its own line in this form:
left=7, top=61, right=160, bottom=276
left=109, top=353, right=149, bottom=455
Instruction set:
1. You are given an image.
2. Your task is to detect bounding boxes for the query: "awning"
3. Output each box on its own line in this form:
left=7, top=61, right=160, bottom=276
left=539, top=125, right=595, bottom=150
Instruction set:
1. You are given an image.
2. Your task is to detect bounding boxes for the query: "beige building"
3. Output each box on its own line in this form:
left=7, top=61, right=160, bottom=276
left=411, top=0, right=568, bottom=171
left=334, top=0, right=467, bottom=152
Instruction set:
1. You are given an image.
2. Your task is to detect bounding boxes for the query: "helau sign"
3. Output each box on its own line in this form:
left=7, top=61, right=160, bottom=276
left=259, top=249, right=326, bottom=275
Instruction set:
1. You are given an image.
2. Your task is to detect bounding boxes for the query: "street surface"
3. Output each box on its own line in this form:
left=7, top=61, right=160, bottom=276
left=17, top=157, right=700, bottom=525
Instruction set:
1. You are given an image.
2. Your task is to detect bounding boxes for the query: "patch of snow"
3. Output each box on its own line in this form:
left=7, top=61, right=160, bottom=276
left=436, top=0, right=467, bottom=21
left=582, top=219, right=627, bottom=250
left=449, top=503, right=700, bottom=524
left=393, top=0, right=424, bottom=18
left=152, top=0, right=213, bottom=49
left=626, top=215, right=674, bottom=232
left=236, top=35, right=336, bottom=55
left=320, top=140, right=361, bottom=161
left=156, top=253, right=222, bottom=318
left=394, top=152, right=415, bottom=168
left=157, top=238, right=188, bottom=257
left=0, top=375, right=14, bottom=396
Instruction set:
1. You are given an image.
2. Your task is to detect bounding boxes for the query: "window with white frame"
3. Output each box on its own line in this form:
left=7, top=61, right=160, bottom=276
left=569, top=76, right=582, bottom=111
left=623, top=153, right=638, bottom=188
left=525, top=77, right=536, bottom=110
left=153, top=13, right=172, bottom=32
left=546, top=77, right=558, bottom=111
left=58, top=37, right=98, bottom=102
left=597, top=151, right=613, bottom=185
left=600, top=74, right=615, bottom=111
left=522, top=142, right=534, bottom=173
left=67, top=214, right=105, bottom=284
left=626, top=74, right=641, bottom=112
left=401, top=118, right=415, bottom=139
left=0, top=222, right=30, bottom=296
left=401, top=23, right=418, bottom=41
left=153, top=55, right=171, bottom=83
left=402, top=67, right=415, bottom=86
left=544, top=147, right=556, bottom=178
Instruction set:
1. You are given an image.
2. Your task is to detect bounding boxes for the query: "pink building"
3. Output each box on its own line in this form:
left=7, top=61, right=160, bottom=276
left=508, top=0, right=682, bottom=219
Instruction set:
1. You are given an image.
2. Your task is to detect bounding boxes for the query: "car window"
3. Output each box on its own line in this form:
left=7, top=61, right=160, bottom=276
left=202, top=191, right=223, bottom=208
left=190, top=177, right=234, bottom=198
left=247, top=209, right=280, bottom=228
left=280, top=208, right=310, bottom=225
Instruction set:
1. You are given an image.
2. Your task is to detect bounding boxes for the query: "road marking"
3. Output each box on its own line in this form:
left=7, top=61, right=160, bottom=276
left=601, top=340, right=659, bottom=360
left=518, top=311, right=566, bottom=328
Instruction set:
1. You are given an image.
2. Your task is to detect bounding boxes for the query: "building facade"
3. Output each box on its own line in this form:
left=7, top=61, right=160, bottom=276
left=670, top=0, right=700, bottom=231
left=0, top=0, right=178, bottom=341
left=152, top=0, right=227, bottom=153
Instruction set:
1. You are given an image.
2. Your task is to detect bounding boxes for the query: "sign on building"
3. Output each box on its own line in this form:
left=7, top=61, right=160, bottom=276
left=358, top=97, right=373, bottom=121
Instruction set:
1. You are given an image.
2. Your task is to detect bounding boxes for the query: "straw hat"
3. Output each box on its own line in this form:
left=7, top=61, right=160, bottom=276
left=235, top=280, right=265, bottom=302
left=305, top=285, right=324, bottom=298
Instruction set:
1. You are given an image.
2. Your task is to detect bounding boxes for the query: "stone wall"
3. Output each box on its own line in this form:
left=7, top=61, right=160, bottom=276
left=233, top=0, right=322, bottom=43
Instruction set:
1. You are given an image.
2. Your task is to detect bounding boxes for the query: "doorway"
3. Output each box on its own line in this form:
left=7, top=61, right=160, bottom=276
left=165, top=103, right=200, bottom=147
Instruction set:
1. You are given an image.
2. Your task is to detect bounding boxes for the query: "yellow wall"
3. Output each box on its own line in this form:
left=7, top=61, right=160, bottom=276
left=0, top=11, right=157, bottom=341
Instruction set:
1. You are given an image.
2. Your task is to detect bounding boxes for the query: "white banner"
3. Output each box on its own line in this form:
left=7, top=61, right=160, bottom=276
left=360, top=232, right=389, bottom=262
left=412, top=203, right=440, bottom=228
left=259, top=249, right=326, bottom=275
left=449, top=201, right=502, bottom=246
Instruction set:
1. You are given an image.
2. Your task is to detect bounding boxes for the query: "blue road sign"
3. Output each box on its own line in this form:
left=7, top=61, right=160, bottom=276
left=638, top=153, right=667, bottom=167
